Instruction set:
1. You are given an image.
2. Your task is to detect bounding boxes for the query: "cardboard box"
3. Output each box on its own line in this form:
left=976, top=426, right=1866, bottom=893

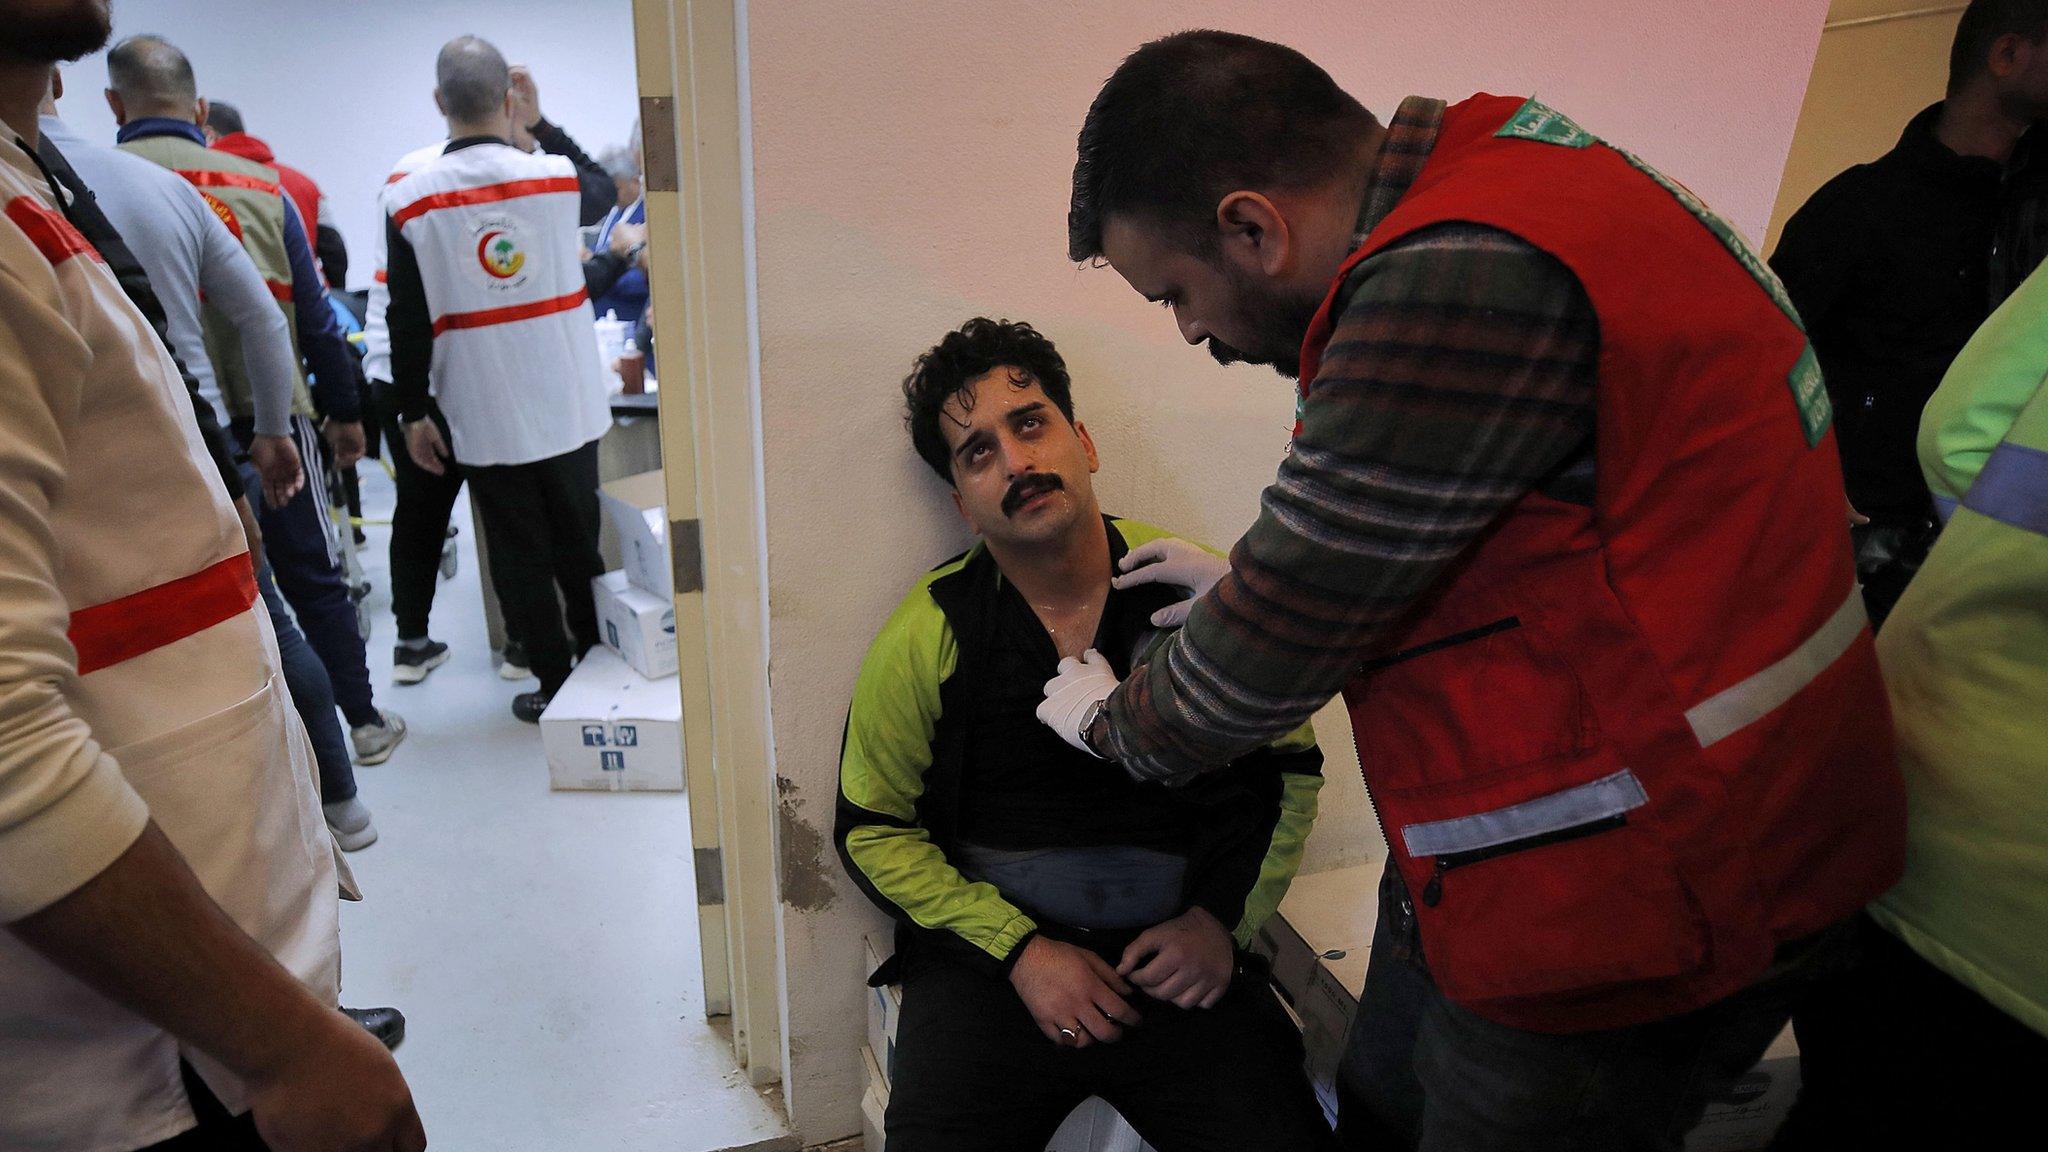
left=539, top=648, right=683, bottom=791
left=593, top=570, right=678, bottom=679
left=863, top=934, right=902, bottom=1084
left=599, top=470, right=672, bottom=601
left=1684, top=1025, right=1800, bottom=1152
left=861, top=1045, right=889, bottom=1152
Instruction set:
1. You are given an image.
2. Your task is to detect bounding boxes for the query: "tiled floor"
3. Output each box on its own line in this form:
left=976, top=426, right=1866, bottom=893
left=335, top=466, right=786, bottom=1150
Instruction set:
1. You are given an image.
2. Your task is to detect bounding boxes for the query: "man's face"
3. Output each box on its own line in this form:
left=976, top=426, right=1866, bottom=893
left=1100, top=213, right=1325, bottom=380
left=939, top=368, right=1100, bottom=549
left=1995, top=32, right=2048, bottom=120
left=0, top=0, right=111, bottom=63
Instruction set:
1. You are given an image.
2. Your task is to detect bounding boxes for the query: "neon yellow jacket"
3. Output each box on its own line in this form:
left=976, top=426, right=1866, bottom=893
left=1870, top=263, right=2048, bottom=1038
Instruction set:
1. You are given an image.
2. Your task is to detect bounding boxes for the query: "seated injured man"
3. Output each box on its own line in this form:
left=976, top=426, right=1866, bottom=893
left=835, top=318, right=1334, bottom=1151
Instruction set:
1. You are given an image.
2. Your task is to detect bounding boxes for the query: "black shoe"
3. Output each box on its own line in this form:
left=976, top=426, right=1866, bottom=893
left=512, top=690, right=552, bottom=723
left=342, top=1005, right=406, bottom=1051
left=393, top=639, right=451, bottom=685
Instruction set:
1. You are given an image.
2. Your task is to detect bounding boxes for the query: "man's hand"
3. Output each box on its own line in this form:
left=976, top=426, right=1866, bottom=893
left=607, top=221, right=647, bottom=257
left=324, top=420, right=367, bottom=471
left=1009, top=936, right=1141, bottom=1049
left=405, top=419, right=452, bottom=477
left=249, top=433, right=304, bottom=511
left=508, top=65, right=542, bottom=131
left=233, top=496, right=264, bottom=559
left=245, top=1007, right=427, bottom=1152
left=1038, top=648, right=1118, bottom=757
left=1118, top=906, right=1235, bottom=1010
left=1849, top=500, right=1871, bottom=527
left=1111, top=537, right=1230, bottom=628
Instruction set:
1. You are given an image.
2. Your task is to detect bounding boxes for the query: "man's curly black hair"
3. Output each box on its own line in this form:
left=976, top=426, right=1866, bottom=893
left=903, top=318, right=1074, bottom=483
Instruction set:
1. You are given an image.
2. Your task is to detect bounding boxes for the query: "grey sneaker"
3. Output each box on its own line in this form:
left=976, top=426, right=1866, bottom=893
left=323, top=796, right=378, bottom=851
left=350, top=709, right=408, bottom=766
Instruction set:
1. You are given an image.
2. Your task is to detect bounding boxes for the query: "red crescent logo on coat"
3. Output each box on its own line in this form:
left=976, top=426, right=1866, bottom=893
left=477, top=229, right=525, bottom=279
left=199, top=190, right=243, bottom=242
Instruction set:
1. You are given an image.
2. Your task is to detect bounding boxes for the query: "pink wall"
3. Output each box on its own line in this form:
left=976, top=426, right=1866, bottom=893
left=743, top=1, right=1831, bottom=1140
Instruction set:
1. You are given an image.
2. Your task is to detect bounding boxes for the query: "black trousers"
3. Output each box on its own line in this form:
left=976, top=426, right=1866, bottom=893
left=883, top=940, right=1334, bottom=1152
left=464, top=438, right=605, bottom=695
left=376, top=389, right=467, bottom=643
left=1772, top=912, right=2048, bottom=1151
left=1336, top=864, right=1855, bottom=1152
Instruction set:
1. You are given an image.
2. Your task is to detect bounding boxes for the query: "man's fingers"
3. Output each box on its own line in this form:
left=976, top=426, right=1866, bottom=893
left=1125, top=947, right=1180, bottom=989
left=1150, top=602, right=1193, bottom=628
left=1148, top=968, right=1199, bottom=1004
left=1085, top=950, right=1134, bottom=996
left=1197, top=984, right=1227, bottom=1011
left=1116, top=539, right=1169, bottom=573
left=1116, top=934, right=1160, bottom=977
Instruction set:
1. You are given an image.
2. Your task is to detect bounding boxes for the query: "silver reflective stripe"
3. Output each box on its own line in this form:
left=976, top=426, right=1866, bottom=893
left=1684, top=585, right=1865, bottom=749
left=1400, top=769, right=1647, bottom=859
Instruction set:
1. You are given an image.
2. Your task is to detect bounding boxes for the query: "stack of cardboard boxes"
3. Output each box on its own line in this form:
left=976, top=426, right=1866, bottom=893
left=1251, top=862, right=1803, bottom=1152
left=539, top=471, right=685, bottom=792
left=860, top=934, right=1154, bottom=1152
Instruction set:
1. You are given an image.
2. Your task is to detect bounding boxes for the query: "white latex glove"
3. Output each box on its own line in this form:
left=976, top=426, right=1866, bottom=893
left=1038, top=648, right=1119, bottom=757
left=1111, top=537, right=1231, bottom=628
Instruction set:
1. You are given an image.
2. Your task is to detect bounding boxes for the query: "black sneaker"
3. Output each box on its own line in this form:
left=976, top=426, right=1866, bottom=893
left=342, top=1005, right=406, bottom=1051
left=393, top=639, right=451, bottom=685
left=512, top=690, right=552, bottom=724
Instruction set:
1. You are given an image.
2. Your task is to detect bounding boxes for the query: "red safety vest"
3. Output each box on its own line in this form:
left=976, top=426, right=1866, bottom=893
left=1300, top=95, right=1906, bottom=1032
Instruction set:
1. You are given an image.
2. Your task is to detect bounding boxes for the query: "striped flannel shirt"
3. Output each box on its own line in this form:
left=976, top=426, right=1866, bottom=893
left=1100, top=96, right=1602, bottom=785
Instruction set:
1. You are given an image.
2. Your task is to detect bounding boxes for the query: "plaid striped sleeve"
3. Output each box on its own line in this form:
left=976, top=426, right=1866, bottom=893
left=1101, top=223, right=1600, bottom=784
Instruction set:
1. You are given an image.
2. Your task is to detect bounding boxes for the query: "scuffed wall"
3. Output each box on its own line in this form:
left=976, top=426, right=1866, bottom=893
left=744, top=1, right=1831, bottom=1140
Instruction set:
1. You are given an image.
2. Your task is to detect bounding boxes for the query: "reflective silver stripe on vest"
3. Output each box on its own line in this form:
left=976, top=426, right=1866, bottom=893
left=1684, top=585, right=1865, bottom=748
left=1401, top=769, right=1647, bottom=859
left=1963, top=440, right=2048, bottom=538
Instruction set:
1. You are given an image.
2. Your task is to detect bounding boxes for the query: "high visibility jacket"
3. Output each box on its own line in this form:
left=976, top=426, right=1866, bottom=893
left=385, top=142, right=609, bottom=466
left=1300, top=96, right=1905, bottom=1032
left=120, top=134, right=313, bottom=421
left=1869, top=259, right=2048, bottom=1040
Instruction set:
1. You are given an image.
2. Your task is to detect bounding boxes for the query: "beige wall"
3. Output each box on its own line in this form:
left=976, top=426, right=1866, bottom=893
left=1767, top=2, right=1966, bottom=252
left=742, top=0, right=1832, bottom=1140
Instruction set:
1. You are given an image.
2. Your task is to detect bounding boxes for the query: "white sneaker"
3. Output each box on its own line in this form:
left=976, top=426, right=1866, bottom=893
left=498, top=642, right=532, bottom=682
left=323, top=797, right=378, bottom=851
left=350, top=709, right=408, bottom=766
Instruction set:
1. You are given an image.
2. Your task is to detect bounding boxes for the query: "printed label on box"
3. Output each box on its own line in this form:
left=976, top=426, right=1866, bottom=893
left=601, top=750, right=626, bottom=773
left=581, top=724, right=607, bottom=747
left=616, top=725, right=638, bottom=747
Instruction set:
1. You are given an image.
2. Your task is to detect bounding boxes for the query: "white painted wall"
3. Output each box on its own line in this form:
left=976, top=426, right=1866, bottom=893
left=743, top=1, right=1834, bottom=1143
left=54, top=0, right=640, bottom=290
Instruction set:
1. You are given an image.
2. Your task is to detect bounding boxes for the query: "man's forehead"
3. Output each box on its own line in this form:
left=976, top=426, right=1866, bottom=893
left=939, top=367, right=1046, bottom=437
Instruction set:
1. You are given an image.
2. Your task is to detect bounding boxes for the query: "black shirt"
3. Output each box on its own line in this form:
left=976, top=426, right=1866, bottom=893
left=1772, top=103, right=2048, bottom=523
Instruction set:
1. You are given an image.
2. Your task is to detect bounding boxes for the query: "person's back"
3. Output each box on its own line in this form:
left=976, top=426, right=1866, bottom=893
left=385, top=137, right=608, bottom=467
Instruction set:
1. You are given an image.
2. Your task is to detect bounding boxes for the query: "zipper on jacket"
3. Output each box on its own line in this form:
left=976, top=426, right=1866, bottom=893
left=1360, top=616, right=1522, bottom=674
left=1419, top=813, right=1629, bottom=907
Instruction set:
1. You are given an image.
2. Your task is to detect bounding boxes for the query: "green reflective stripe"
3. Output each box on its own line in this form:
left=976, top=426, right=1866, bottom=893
left=1234, top=766, right=1323, bottom=945
left=1494, top=98, right=1831, bottom=446
left=1495, top=97, right=1597, bottom=148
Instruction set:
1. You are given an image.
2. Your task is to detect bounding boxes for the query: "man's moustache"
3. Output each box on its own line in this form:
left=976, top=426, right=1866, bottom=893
left=1002, top=474, right=1064, bottom=516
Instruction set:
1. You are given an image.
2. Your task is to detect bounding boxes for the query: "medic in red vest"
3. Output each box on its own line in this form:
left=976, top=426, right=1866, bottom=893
left=1045, top=32, right=1905, bottom=1150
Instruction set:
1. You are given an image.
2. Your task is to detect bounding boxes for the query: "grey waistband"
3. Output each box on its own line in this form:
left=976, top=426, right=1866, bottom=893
left=956, top=843, right=1190, bottom=931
